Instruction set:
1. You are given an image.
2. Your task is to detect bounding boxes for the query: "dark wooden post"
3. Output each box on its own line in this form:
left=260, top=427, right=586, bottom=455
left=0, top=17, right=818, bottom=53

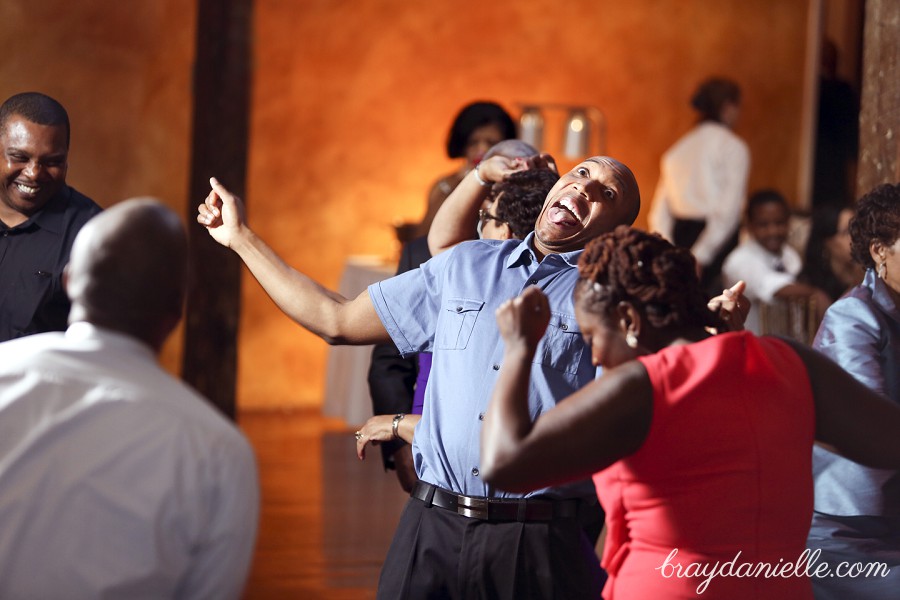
left=857, top=0, right=900, bottom=194
left=181, top=0, right=252, bottom=420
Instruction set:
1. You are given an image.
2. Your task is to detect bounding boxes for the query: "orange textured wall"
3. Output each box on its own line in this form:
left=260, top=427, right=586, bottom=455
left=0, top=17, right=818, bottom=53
left=0, top=1, right=197, bottom=372
left=241, top=0, right=811, bottom=409
left=0, top=1, right=812, bottom=410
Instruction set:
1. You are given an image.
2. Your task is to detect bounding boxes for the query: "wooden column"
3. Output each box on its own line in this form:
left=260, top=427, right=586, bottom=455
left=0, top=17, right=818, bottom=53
left=857, top=0, right=900, bottom=194
left=181, top=0, right=252, bottom=420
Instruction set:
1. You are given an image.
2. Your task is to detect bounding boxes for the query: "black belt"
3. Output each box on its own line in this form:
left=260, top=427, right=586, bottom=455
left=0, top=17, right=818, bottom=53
left=411, top=481, right=579, bottom=522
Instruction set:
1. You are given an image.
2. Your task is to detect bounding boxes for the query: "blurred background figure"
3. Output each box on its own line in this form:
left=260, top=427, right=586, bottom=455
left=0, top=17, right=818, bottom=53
left=808, top=182, right=900, bottom=600
left=401, top=101, right=517, bottom=241
left=800, top=204, right=864, bottom=302
left=649, top=77, right=749, bottom=296
left=722, top=189, right=831, bottom=338
left=811, top=38, right=860, bottom=210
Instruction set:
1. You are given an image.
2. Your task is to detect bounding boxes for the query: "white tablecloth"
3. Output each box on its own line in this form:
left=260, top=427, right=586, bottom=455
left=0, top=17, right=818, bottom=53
left=322, top=256, right=396, bottom=426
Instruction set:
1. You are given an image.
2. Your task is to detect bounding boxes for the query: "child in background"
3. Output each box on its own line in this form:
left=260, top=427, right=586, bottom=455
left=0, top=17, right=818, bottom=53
left=723, top=189, right=831, bottom=335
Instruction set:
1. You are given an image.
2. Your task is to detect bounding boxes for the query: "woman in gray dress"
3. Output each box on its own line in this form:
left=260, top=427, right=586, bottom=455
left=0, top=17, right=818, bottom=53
left=807, top=182, right=900, bottom=598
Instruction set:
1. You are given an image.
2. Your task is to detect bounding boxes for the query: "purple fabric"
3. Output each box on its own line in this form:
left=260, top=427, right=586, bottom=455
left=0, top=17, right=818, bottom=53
left=411, top=353, right=432, bottom=415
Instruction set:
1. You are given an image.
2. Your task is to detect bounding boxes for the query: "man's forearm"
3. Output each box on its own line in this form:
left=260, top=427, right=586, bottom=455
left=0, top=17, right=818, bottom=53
left=230, top=228, right=389, bottom=345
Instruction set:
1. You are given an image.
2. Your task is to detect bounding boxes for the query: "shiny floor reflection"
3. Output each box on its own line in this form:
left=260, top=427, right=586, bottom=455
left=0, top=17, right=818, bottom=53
left=240, top=410, right=408, bottom=599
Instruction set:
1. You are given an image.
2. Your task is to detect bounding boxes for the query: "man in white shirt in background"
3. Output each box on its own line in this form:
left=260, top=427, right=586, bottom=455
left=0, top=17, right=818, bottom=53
left=0, top=198, right=259, bottom=599
left=649, top=77, right=750, bottom=295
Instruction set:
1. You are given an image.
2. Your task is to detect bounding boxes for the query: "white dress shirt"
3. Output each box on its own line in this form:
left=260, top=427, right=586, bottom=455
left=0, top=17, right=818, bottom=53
left=0, top=322, right=259, bottom=600
left=649, top=121, right=750, bottom=266
left=722, top=238, right=803, bottom=335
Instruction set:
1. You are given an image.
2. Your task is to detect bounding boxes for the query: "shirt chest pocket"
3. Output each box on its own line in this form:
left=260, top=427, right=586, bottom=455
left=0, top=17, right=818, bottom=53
left=436, top=298, right=484, bottom=350
left=10, top=269, right=58, bottom=336
left=535, top=312, right=585, bottom=375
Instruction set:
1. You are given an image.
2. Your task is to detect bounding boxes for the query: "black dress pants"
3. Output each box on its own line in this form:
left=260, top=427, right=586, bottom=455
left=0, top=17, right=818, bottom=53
left=377, top=496, right=606, bottom=600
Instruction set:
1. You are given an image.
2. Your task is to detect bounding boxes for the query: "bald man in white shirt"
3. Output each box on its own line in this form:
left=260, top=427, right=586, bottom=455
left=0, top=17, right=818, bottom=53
left=0, top=199, right=259, bottom=600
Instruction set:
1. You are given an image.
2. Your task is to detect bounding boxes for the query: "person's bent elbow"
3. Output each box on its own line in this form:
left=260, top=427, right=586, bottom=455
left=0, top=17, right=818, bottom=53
left=320, top=333, right=343, bottom=346
left=480, top=444, right=534, bottom=493
left=481, top=462, right=534, bottom=494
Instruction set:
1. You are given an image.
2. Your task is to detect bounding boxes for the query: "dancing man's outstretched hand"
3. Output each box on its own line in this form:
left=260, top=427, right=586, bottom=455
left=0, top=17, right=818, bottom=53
left=196, top=177, right=248, bottom=248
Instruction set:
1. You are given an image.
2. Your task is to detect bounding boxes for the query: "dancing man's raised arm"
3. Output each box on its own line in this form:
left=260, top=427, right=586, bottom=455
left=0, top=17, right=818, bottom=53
left=427, top=155, right=542, bottom=255
left=197, top=177, right=390, bottom=346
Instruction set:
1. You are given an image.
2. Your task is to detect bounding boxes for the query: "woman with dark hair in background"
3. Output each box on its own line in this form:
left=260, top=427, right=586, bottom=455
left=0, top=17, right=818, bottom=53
left=480, top=225, right=900, bottom=599
left=649, top=77, right=750, bottom=295
left=411, top=101, right=517, bottom=238
left=808, top=183, right=900, bottom=599
left=800, top=204, right=863, bottom=302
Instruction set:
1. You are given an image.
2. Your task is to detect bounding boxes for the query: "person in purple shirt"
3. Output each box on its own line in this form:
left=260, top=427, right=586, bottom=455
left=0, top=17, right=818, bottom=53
left=367, top=166, right=559, bottom=464
left=408, top=168, right=560, bottom=417
left=366, top=140, right=546, bottom=493
left=411, top=167, right=562, bottom=416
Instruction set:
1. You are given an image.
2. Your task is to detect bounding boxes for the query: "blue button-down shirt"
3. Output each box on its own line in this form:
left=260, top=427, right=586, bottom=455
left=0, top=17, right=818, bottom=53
left=369, top=234, right=599, bottom=499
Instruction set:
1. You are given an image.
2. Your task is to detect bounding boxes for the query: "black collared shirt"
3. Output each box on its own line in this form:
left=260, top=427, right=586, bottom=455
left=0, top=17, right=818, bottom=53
left=0, top=186, right=102, bottom=341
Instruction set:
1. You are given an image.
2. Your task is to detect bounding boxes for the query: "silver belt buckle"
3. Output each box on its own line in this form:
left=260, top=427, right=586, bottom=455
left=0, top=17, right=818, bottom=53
left=458, top=495, right=489, bottom=519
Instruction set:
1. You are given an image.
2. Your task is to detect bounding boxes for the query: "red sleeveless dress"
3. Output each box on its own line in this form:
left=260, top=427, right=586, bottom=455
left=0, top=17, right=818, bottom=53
left=594, top=332, right=815, bottom=599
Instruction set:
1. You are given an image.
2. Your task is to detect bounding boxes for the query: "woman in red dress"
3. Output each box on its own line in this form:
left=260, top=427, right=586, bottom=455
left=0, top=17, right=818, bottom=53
left=481, top=226, right=900, bottom=599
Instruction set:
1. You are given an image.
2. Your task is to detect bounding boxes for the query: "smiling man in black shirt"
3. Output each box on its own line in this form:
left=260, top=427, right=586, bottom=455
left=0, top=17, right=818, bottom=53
left=0, top=92, right=101, bottom=342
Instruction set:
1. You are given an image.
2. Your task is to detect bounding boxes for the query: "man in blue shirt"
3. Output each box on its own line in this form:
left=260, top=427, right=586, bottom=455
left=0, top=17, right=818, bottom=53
left=198, top=156, right=640, bottom=598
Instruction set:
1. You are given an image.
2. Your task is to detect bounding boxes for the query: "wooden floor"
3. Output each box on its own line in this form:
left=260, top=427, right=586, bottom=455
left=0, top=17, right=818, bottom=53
left=239, top=409, right=409, bottom=599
